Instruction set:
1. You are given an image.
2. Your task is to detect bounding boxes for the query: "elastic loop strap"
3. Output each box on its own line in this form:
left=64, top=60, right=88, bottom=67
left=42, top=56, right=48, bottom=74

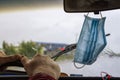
left=86, top=12, right=103, bottom=18
left=73, top=61, right=85, bottom=69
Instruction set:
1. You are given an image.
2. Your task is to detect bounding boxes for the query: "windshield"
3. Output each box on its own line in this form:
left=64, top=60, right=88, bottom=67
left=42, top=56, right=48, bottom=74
left=0, top=0, right=120, bottom=77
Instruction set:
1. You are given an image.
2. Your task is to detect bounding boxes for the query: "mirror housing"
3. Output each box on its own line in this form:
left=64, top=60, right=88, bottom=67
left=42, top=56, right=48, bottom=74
left=64, top=0, right=120, bottom=13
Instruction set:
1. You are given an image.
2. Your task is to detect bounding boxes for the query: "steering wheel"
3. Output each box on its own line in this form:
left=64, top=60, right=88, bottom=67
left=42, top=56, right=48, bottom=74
left=0, top=60, right=26, bottom=75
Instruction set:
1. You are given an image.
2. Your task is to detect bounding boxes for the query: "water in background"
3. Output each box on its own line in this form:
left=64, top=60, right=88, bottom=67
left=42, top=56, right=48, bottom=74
left=58, top=55, right=120, bottom=77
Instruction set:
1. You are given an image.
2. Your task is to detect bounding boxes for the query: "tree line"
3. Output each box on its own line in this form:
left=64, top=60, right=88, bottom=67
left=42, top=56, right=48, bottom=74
left=1, top=41, right=44, bottom=58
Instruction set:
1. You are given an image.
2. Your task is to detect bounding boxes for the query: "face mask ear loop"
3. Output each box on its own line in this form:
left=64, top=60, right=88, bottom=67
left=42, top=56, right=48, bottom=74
left=86, top=12, right=89, bottom=16
left=73, top=61, right=85, bottom=69
left=100, top=11, right=103, bottom=18
left=86, top=12, right=103, bottom=18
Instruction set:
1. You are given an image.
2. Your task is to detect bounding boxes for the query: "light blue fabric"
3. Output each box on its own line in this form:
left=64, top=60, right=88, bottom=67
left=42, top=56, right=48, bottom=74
left=74, top=15, right=107, bottom=65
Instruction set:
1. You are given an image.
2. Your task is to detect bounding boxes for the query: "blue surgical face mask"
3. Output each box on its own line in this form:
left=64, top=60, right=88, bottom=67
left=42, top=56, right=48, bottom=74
left=74, top=15, right=107, bottom=65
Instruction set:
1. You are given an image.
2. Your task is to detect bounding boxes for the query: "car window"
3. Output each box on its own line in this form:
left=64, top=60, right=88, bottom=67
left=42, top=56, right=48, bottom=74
left=0, top=0, right=120, bottom=77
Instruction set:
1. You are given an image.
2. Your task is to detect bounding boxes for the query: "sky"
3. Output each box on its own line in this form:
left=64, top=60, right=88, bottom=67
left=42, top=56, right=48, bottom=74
left=0, top=6, right=120, bottom=53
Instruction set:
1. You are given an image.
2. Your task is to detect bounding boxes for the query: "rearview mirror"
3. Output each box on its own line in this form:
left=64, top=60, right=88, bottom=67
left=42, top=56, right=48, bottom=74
left=64, top=0, right=120, bottom=13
